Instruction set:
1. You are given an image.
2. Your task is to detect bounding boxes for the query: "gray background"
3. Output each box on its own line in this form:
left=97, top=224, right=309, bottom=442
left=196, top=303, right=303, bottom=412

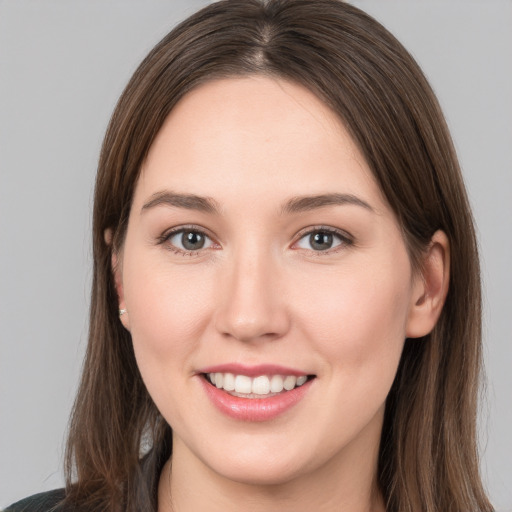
left=1, top=1, right=510, bottom=509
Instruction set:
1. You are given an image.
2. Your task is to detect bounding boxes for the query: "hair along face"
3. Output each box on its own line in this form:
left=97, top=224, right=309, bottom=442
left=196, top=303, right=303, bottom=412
left=64, top=1, right=492, bottom=511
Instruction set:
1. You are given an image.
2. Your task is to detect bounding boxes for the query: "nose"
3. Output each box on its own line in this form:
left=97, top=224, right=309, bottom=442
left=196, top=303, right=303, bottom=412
left=214, top=245, right=290, bottom=343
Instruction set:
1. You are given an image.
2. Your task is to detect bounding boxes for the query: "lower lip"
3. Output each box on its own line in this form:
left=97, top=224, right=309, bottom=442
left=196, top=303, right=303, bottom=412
left=200, top=376, right=313, bottom=422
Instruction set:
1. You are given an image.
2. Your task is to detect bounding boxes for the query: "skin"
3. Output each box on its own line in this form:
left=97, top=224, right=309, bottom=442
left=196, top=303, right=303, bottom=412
left=112, top=76, right=449, bottom=511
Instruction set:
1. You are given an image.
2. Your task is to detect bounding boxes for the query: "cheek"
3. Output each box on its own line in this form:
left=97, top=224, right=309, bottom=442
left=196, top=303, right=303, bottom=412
left=122, top=254, right=215, bottom=378
left=121, top=259, right=220, bottom=428
left=294, top=256, right=412, bottom=375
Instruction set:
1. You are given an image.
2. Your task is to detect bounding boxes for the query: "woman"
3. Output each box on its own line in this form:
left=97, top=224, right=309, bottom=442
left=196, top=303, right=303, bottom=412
left=6, top=0, right=494, bottom=511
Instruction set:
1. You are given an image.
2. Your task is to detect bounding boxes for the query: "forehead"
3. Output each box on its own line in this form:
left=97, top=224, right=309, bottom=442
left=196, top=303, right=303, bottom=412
left=135, top=76, right=386, bottom=212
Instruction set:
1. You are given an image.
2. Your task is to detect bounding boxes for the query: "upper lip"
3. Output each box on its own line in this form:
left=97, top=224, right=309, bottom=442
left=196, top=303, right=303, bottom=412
left=197, top=363, right=311, bottom=377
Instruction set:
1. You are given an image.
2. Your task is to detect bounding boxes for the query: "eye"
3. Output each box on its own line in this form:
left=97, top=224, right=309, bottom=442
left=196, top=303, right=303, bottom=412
left=165, top=228, right=216, bottom=253
left=294, top=228, right=351, bottom=252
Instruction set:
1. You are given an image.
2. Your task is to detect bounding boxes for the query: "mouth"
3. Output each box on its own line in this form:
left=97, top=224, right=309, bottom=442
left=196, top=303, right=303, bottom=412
left=197, top=364, right=316, bottom=421
left=202, top=372, right=315, bottom=398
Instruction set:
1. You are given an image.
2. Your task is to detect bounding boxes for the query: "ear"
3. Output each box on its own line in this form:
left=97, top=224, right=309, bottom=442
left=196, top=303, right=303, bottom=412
left=406, top=230, right=450, bottom=338
left=105, top=228, right=130, bottom=331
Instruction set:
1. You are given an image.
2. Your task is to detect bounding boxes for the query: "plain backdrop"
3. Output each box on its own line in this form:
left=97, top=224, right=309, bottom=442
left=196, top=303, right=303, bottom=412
left=1, top=1, right=511, bottom=509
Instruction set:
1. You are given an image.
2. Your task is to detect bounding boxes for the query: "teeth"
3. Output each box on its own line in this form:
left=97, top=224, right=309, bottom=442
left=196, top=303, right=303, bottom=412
left=252, top=376, right=270, bottom=395
left=234, top=375, right=252, bottom=394
left=283, top=375, right=297, bottom=390
left=296, top=375, right=307, bottom=386
left=207, top=372, right=309, bottom=396
left=270, top=375, right=284, bottom=393
left=223, top=372, right=235, bottom=391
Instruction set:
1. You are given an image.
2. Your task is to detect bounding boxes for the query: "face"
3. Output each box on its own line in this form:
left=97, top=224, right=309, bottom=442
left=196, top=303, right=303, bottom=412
left=116, top=77, right=423, bottom=487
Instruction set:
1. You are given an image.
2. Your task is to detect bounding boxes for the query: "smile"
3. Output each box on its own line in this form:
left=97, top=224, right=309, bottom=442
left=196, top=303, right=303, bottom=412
left=206, top=372, right=310, bottom=397
left=199, top=366, right=316, bottom=422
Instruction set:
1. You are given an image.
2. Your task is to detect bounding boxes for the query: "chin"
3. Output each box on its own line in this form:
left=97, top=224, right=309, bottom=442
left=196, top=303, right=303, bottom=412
left=189, top=435, right=326, bottom=488
left=211, top=457, right=308, bottom=487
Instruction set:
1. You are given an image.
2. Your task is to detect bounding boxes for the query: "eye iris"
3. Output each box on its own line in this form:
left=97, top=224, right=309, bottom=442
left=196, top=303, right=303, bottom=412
left=310, top=232, right=333, bottom=250
left=182, top=231, right=205, bottom=250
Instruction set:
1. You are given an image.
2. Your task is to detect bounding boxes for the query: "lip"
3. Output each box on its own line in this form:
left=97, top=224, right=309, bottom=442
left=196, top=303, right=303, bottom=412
left=197, top=363, right=309, bottom=377
left=198, top=367, right=314, bottom=422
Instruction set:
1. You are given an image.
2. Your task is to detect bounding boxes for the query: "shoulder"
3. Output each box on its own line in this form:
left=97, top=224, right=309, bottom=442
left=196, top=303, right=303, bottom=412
left=4, top=489, right=67, bottom=512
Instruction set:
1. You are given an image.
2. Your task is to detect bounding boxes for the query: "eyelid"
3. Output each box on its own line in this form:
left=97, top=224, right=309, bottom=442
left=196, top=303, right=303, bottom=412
left=156, top=224, right=353, bottom=255
left=157, top=224, right=220, bottom=254
left=291, top=225, right=354, bottom=252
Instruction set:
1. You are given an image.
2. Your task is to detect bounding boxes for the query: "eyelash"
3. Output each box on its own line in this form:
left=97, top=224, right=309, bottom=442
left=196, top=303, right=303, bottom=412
left=293, top=226, right=354, bottom=254
left=157, top=225, right=353, bottom=256
left=157, top=225, right=218, bottom=257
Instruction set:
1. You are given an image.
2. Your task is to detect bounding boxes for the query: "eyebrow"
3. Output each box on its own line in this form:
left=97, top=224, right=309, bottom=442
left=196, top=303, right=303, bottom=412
left=281, top=193, right=374, bottom=214
left=141, top=191, right=220, bottom=215
left=141, top=190, right=374, bottom=216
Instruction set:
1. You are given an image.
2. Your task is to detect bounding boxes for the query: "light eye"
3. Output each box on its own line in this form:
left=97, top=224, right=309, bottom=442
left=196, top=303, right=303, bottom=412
left=167, top=229, right=215, bottom=252
left=295, top=229, right=346, bottom=252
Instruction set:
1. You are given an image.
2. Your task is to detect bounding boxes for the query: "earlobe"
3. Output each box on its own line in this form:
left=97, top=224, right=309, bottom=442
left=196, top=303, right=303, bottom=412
left=406, top=230, right=450, bottom=338
left=104, top=228, right=113, bottom=246
left=106, top=228, right=130, bottom=331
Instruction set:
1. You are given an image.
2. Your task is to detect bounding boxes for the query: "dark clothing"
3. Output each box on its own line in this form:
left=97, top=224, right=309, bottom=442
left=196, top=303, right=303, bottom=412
left=4, top=489, right=67, bottom=512
left=4, top=444, right=168, bottom=512
left=5, top=438, right=171, bottom=511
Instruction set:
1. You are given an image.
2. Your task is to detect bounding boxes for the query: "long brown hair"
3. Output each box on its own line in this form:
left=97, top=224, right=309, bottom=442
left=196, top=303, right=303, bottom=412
left=64, top=1, right=493, bottom=510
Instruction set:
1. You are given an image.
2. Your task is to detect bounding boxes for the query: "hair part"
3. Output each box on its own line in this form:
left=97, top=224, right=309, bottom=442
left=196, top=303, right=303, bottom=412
left=64, top=1, right=492, bottom=511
